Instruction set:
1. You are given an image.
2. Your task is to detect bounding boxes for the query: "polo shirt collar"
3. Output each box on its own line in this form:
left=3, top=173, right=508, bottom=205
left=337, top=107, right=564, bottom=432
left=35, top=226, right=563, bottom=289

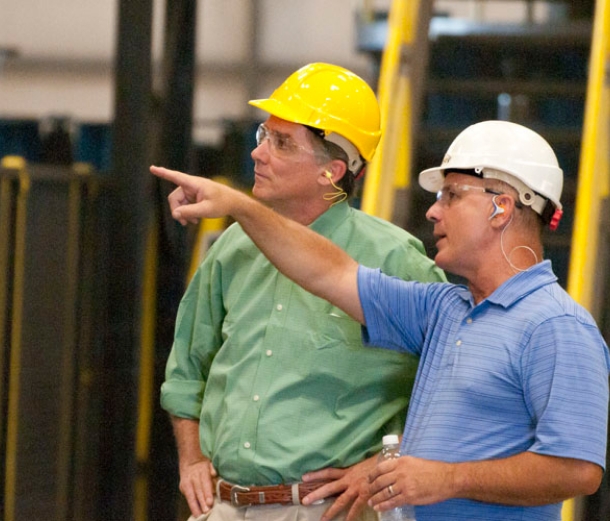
left=485, top=260, right=557, bottom=308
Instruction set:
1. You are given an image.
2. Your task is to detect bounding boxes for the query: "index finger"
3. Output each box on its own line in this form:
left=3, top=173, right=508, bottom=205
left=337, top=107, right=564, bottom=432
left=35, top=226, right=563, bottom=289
left=302, top=479, right=345, bottom=505
left=150, top=165, right=189, bottom=186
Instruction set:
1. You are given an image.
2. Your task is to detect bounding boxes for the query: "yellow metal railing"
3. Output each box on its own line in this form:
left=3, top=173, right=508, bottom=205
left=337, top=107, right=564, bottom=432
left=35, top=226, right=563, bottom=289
left=187, top=176, right=232, bottom=282
left=0, top=166, right=12, bottom=415
left=188, top=214, right=228, bottom=282
left=2, top=156, right=30, bottom=521
left=567, top=0, right=610, bottom=308
left=361, top=0, right=422, bottom=220
left=134, top=218, right=159, bottom=521
left=564, top=0, right=610, bottom=520
left=56, top=168, right=88, bottom=521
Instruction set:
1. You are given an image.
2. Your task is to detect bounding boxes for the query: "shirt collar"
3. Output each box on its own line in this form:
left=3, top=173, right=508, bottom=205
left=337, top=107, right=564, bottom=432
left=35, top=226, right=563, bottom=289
left=485, top=260, right=557, bottom=308
left=309, top=201, right=350, bottom=235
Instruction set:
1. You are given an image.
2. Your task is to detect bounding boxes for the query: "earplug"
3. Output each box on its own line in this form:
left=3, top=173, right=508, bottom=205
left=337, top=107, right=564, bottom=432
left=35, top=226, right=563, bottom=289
left=323, top=170, right=347, bottom=206
left=489, top=195, right=505, bottom=220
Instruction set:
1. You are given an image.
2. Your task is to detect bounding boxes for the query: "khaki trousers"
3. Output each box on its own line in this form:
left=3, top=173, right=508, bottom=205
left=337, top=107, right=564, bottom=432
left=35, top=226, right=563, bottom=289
left=187, top=499, right=378, bottom=521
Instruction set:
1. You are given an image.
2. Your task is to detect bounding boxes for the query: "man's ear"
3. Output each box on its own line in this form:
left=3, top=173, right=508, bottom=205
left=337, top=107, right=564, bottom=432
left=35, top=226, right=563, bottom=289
left=319, top=160, right=347, bottom=185
left=488, top=195, right=505, bottom=220
left=489, top=193, right=515, bottom=227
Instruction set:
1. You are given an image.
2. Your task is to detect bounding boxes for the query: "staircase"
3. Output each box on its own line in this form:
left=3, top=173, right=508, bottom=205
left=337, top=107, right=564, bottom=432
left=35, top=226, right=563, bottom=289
left=358, top=1, right=593, bottom=288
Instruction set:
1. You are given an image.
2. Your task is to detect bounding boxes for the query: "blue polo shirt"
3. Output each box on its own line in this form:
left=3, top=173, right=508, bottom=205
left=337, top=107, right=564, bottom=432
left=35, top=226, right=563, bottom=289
left=358, top=260, right=610, bottom=521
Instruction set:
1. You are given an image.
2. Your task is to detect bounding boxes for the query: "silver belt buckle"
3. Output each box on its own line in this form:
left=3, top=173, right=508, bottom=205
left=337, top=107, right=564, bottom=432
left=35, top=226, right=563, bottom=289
left=230, top=484, right=251, bottom=507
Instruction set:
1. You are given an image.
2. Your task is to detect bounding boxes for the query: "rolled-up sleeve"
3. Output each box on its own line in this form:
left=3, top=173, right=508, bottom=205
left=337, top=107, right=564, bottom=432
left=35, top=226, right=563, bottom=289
left=160, top=259, right=225, bottom=420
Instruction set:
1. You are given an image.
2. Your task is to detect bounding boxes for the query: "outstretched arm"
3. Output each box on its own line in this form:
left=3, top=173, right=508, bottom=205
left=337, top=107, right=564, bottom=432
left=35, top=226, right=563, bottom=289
left=151, top=166, right=364, bottom=323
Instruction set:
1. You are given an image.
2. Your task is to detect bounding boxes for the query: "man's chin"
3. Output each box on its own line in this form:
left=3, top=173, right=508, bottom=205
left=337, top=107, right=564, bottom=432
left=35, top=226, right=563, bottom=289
left=251, top=185, right=265, bottom=200
left=433, top=252, right=449, bottom=272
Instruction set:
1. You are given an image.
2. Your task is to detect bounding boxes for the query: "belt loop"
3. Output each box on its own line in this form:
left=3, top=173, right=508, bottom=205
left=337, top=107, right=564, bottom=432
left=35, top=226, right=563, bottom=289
left=291, top=483, right=300, bottom=505
left=216, top=478, right=225, bottom=502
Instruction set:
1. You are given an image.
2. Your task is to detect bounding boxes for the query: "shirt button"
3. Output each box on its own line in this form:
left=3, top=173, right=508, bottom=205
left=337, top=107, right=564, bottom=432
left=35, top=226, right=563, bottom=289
left=244, top=442, right=251, bottom=449
left=253, top=395, right=260, bottom=401
left=456, top=340, right=462, bottom=346
left=466, top=318, right=473, bottom=324
left=276, top=304, right=283, bottom=311
left=266, top=349, right=273, bottom=356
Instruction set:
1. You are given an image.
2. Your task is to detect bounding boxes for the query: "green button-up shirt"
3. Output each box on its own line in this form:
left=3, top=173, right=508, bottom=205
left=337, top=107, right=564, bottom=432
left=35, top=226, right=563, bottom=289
left=161, top=202, right=445, bottom=485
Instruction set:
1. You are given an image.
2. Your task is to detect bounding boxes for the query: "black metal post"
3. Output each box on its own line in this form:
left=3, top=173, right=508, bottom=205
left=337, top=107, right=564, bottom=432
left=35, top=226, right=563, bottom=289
left=102, top=0, right=154, bottom=518
left=148, top=1, right=197, bottom=519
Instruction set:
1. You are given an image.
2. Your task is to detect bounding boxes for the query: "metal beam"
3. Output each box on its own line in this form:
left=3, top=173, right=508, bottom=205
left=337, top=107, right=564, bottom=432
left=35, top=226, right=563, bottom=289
left=147, top=1, right=198, bottom=519
left=102, top=0, right=154, bottom=518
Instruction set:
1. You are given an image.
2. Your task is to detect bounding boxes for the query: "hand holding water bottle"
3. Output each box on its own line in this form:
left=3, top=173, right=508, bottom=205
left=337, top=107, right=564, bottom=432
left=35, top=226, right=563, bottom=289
left=375, top=435, right=416, bottom=521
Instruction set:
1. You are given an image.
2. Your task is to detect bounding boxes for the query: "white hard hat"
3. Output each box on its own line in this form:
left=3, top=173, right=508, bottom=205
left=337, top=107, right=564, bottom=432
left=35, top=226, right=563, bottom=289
left=419, top=121, right=564, bottom=228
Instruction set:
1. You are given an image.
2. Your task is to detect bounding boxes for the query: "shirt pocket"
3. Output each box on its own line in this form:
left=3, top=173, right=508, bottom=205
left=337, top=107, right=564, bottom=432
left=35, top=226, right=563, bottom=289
left=312, top=309, right=363, bottom=350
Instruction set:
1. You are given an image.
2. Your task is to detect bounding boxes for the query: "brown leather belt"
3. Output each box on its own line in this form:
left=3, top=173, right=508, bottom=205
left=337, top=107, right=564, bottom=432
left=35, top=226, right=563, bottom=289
left=215, top=478, right=332, bottom=507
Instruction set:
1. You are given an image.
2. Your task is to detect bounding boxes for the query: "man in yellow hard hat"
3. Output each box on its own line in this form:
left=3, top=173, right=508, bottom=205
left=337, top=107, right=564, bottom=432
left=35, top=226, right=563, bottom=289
left=158, top=63, right=445, bottom=521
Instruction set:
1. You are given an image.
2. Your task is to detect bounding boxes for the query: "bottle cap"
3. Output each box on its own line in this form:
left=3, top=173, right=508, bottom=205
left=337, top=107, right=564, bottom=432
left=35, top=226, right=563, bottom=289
left=382, top=434, right=400, bottom=446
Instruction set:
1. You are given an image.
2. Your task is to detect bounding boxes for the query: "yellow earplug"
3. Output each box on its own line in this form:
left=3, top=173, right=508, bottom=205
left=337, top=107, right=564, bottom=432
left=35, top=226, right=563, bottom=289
left=323, top=170, right=347, bottom=205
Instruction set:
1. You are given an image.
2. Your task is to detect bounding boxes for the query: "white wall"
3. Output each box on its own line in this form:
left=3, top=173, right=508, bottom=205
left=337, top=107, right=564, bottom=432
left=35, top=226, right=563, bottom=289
left=0, top=0, right=556, bottom=144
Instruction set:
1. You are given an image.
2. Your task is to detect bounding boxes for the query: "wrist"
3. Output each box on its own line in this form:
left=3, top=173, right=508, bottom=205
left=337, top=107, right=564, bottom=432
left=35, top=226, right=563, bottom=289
left=180, top=453, right=209, bottom=470
left=231, top=190, right=259, bottom=220
left=446, top=462, right=462, bottom=500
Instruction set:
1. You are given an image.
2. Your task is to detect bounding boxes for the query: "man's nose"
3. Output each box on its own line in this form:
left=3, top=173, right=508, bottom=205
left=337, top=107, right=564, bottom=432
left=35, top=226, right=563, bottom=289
left=426, top=201, right=441, bottom=223
left=251, top=140, right=269, bottom=161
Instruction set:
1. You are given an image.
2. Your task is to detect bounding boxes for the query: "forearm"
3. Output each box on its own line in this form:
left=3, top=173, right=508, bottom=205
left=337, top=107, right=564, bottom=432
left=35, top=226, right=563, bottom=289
left=170, top=415, right=218, bottom=515
left=452, top=452, right=603, bottom=505
left=171, top=415, right=206, bottom=469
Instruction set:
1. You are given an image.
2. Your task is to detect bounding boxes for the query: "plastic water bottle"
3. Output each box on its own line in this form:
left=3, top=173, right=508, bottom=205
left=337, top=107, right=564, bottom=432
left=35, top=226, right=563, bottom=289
left=377, top=434, right=416, bottom=521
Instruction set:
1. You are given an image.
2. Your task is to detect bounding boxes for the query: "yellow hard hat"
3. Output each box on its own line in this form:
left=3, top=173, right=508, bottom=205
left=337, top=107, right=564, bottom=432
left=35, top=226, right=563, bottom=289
left=249, top=63, right=381, bottom=171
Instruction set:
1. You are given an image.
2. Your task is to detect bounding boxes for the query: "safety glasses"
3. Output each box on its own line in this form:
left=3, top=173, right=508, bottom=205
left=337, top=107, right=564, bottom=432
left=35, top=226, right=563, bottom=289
left=255, top=123, right=315, bottom=158
left=436, top=183, right=501, bottom=206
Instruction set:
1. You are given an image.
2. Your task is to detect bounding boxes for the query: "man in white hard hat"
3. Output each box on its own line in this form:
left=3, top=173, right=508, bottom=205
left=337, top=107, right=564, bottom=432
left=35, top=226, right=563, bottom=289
left=157, top=63, right=445, bottom=521
left=152, top=120, right=610, bottom=521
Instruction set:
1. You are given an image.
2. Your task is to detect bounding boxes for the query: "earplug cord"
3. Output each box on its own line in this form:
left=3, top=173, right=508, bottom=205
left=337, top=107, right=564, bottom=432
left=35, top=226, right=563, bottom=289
left=500, top=216, right=539, bottom=273
left=323, top=172, right=347, bottom=206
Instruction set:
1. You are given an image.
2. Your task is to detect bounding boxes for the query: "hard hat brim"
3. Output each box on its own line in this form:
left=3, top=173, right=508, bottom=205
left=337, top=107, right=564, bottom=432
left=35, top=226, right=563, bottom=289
left=248, top=98, right=305, bottom=126
left=418, top=167, right=446, bottom=193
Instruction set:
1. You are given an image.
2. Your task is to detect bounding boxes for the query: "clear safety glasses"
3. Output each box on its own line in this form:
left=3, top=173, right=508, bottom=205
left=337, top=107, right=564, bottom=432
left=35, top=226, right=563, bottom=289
left=255, top=123, right=315, bottom=158
left=436, top=183, right=501, bottom=206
